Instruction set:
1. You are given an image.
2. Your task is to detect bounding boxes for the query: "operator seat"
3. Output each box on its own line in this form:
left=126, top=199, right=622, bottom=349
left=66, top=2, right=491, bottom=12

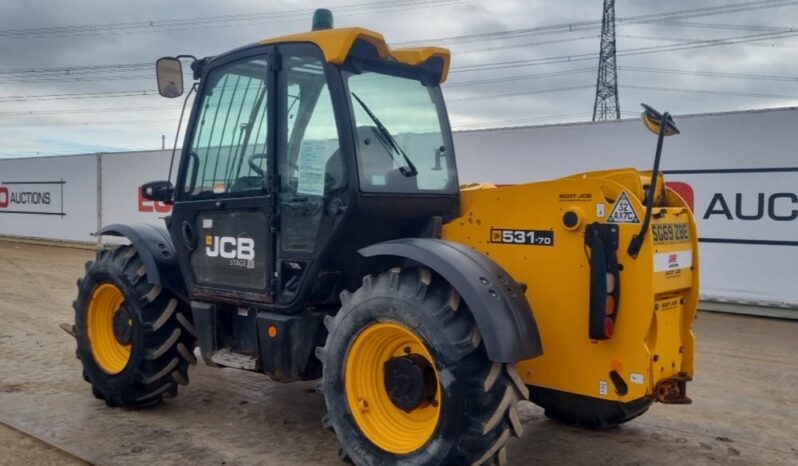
left=355, top=126, right=418, bottom=192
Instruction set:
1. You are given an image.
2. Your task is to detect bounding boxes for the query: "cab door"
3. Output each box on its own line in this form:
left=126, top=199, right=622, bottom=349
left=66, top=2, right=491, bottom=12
left=170, top=48, right=277, bottom=304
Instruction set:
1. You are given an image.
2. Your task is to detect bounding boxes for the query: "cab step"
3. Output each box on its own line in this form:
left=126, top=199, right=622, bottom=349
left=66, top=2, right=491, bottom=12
left=210, top=348, right=258, bottom=370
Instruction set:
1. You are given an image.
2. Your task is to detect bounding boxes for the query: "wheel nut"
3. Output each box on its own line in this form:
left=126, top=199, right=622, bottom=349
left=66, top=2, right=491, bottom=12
left=358, top=398, right=369, bottom=411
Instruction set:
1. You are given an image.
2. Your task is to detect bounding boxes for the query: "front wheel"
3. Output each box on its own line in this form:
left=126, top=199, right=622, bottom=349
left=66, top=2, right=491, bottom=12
left=318, top=267, right=528, bottom=465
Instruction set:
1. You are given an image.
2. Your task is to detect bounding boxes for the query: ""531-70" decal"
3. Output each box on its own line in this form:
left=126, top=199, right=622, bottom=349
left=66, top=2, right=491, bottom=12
left=490, top=228, right=554, bottom=246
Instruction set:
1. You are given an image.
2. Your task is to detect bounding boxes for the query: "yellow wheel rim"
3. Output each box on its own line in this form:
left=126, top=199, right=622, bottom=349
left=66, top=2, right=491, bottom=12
left=344, top=322, right=441, bottom=454
left=87, top=282, right=131, bottom=374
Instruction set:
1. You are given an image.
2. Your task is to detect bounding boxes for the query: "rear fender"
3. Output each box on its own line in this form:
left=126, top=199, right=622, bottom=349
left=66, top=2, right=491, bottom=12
left=359, top=238, right=542, bottom=363
left=95, top=223, right=186, bottom=299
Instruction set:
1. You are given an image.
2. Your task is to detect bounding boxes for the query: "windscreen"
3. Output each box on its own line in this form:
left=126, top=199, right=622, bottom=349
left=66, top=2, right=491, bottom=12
left=346, top=69, right=456, bottom=194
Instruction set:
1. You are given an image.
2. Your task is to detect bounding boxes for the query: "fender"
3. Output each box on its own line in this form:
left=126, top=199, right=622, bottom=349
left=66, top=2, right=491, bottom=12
left=95, top=223, right=186, bottom=299
left=359, top=238, right=543, bottom=363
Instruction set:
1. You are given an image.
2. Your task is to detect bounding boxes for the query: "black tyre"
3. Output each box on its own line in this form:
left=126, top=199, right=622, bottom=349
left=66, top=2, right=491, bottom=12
left=74, top=245, right=197, bottom=407
left=530, top=385, right=654, bottom=429
left=318, top=267, right=528, bottom=466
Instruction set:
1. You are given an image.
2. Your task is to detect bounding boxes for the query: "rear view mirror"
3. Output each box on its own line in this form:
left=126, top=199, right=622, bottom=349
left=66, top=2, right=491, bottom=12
left=640, top=103, right=679, bottom=136
left=141, top=180, right=174, bottom=204
left=156, top=57, right=184, bottom=98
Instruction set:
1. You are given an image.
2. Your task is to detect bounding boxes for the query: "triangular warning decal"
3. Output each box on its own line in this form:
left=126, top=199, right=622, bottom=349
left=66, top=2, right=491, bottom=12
left=606, top=191, right=640, bottom=223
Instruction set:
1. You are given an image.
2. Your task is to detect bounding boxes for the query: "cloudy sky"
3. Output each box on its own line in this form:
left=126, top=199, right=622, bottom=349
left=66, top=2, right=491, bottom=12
left=1, top=0, right=797, bottom=157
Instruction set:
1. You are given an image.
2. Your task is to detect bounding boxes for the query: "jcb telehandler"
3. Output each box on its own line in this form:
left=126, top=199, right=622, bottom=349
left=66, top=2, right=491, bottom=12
left=71, top=10, right=697, bottom=465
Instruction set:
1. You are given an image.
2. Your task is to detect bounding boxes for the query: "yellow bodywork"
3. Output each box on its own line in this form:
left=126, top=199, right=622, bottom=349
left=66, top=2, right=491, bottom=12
left=443, top=168, right=698, bottom=403
left=260, top=27, right=450, bottom=82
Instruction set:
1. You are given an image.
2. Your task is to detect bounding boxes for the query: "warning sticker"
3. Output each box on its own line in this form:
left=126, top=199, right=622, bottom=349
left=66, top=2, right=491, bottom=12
left=606, top=191, right=640, bottom=224
left=296, top=141, right=327, bottom=196
left=599, top=380, right=608, bottom=396
left=654, top=250, right=693, bottom=272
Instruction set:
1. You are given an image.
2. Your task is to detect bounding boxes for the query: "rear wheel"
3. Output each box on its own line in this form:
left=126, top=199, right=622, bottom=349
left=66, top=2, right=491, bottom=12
left=74, top=245, right=197, bottom=407
left=318, top=267, right=528, bottom=465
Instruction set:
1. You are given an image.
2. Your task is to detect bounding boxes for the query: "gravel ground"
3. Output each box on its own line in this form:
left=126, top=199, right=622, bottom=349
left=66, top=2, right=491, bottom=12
left=0, top=240, right=796, bottom=465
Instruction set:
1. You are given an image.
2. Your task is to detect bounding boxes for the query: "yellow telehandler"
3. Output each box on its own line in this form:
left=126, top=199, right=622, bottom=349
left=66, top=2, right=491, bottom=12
left=70, top=9, right=697, bottom=465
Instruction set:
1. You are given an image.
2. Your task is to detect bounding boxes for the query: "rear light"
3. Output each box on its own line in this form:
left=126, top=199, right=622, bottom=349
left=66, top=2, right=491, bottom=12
left=585, top=223, right=621, bottom=340
left=603, top=317, right=614, bottom=337
left=605, top=293, right=616, bottom=315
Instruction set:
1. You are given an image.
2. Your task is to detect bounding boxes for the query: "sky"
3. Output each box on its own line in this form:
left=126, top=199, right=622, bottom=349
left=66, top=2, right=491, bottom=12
left=1, top=0, right=797, bottom=158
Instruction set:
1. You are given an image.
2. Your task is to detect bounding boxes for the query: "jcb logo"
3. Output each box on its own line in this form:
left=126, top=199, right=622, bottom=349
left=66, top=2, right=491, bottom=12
left=205, top=236, right=255, bottom=260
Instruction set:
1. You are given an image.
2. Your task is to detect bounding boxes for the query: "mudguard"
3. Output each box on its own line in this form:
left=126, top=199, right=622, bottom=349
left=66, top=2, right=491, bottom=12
left=359, top=238, right=543, bottom=363
left=95, top=223, right=186, bottom=299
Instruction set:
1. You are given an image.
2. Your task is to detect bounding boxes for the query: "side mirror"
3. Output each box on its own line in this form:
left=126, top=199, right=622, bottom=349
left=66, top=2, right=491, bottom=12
left=640, top=103, right=679, bottom=136
left=156, top=57, right=184, bottom=98
left=141, top=180, right=174, bottom=204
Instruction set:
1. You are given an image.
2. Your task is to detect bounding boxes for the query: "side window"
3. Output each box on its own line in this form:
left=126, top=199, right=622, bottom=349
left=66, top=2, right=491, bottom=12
left=280, top=55, right=343, bottom=254
left=184, top=56, right=270, bottom=199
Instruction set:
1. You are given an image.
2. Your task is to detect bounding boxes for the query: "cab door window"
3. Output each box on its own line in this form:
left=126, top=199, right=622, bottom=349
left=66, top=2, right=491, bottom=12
left=183, top=56, right=270, bottom=199
left=279, top=55, right=343, bottom=254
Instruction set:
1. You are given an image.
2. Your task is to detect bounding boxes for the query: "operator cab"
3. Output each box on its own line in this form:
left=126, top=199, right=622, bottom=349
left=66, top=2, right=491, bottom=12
left=150, top=13, right=459, bottom=311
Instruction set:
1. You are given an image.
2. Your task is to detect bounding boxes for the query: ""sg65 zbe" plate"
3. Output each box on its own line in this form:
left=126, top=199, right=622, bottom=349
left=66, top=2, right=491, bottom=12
left=652, top=222, right=691, bottom=245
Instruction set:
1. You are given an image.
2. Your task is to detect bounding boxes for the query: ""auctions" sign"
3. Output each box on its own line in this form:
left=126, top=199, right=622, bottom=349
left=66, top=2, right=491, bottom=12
left=0, top=180, right=66, bottom=216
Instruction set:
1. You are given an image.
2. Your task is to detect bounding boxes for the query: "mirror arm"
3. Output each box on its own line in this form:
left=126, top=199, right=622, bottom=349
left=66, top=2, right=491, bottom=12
left=627, top=111, right=670, bottom=259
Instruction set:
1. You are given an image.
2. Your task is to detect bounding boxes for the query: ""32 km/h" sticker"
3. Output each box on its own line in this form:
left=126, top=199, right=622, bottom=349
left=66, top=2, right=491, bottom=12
left=491, top=228, right=554, bottom=246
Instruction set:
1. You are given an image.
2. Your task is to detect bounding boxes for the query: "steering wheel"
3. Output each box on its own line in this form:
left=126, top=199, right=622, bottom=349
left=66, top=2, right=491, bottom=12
left=247, top=153, right=269, bottom=176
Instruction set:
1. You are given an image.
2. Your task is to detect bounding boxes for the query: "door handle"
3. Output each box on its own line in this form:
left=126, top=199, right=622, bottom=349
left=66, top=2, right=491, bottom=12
left=182, top=220, right=197, bottom=251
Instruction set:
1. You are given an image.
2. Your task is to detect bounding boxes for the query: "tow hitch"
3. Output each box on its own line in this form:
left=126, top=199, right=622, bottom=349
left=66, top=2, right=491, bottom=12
left=655, top=372, right=692, bottom=404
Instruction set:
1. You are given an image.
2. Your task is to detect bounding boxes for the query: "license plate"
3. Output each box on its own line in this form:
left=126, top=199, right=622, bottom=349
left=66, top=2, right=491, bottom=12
left=652, top=223, right=691, bottom=244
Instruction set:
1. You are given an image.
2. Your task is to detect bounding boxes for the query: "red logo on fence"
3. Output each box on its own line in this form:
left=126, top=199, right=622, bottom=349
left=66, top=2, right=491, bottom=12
left=0, top=186, right=8, bottom=208
left=138, top=186, right=171, bottom=213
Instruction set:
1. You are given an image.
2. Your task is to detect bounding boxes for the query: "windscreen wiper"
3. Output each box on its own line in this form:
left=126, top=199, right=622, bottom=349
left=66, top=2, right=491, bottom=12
left=351, top=92, right=418, bottom=177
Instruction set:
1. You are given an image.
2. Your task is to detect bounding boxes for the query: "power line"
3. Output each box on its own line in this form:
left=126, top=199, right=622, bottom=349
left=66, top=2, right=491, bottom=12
left=0, top=74, right=154, bottom=84
left=399, top=0, right=798, bottom=46
left=0, top=105, right=177, bottom=117
left=454, top=35, right=600, bottom=55
left=0, top=89, right=157, bottom=102
left=8, top=64, right=793, bottom=116
left=2, top=0, right=796, bottom=82
left=640, top=19, right=796, bottom=33
left=447, top=85, right=594, bottom=103
left=2, top=24, right=794, bottom=103
left=0, top=63, right=151, bottom=76
left=444, top=67, right=596, bottom=88
left=621, top=84, right=798, bottom=100
left=0, top=118, right=175, bottom=128
left=616, top=33, right=798, bottom=49
left=619, top=66, right=798, bottom=83
left=450, top=29, right=798, bottom=73
left=0, top=0, right=471, bottom=38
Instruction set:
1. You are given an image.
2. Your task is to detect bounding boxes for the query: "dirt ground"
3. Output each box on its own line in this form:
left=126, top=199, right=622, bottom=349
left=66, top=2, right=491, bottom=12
left=0, top=240, right=797, bottom=466
left=0, top=422, right=86, bottom=465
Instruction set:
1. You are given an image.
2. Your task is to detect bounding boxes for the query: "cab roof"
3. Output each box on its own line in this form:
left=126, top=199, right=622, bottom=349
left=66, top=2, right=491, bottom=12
left=259, top=27, right=451, bottom=83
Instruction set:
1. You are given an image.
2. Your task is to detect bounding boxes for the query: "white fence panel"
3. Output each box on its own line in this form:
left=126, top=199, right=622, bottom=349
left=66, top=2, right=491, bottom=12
left=100, top=150, right=172, bottom=243
left=0, top=154, right=97, bottom=243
